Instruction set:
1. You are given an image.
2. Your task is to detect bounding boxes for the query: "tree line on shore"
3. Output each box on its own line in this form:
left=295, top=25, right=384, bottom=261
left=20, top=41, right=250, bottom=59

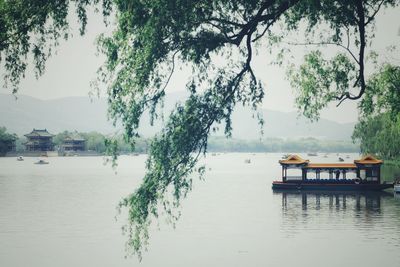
left=10, top=130, right=148, bottom=154
left=1, top=127, right=359, bottom=154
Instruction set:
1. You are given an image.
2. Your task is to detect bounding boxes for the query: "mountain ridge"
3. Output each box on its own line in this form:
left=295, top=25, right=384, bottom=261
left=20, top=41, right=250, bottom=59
left=0, top=93, right=355, bottom=140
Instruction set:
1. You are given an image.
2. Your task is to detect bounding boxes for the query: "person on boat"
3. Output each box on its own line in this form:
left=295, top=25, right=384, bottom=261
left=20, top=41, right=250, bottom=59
left=335, top=170, right=340, bottom=180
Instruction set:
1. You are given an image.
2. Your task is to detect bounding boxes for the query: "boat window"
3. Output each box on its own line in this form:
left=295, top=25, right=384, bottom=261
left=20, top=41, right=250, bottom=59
left=346, top=171, right=357, bottom=180
left=360, top=169, right=366, bottom=179
left=307, top=170, right=317, bottom=180
left=286, top=168, right=302, bottom=180
left=365, top=168, right=379, bottom=181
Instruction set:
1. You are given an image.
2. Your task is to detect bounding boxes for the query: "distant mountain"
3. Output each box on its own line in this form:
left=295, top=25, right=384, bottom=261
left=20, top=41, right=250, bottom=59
left=0, top=93, right=355, bottom=140
left=0, top=94, right=114, bottom=135
left=230, top=106, right=356, bottom=140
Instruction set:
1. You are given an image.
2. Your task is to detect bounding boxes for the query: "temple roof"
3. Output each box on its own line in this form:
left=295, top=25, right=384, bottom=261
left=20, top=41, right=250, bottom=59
left=25, top=129, right=54, bottom=138
left=64, top=135, right=85, bottom=141
left=279, top=154, right=309, bottom=165
left=354, top=154, right=383, bottom=165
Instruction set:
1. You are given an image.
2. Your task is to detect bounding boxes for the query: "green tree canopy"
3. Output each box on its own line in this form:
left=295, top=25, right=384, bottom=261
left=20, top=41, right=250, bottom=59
left=1, top=0, right=398, bottom=258
left=0, top=126, right=17, bottom=154
left=352, top=64, right=400, bottom=159
left=0, top=0, right=112, bottom=93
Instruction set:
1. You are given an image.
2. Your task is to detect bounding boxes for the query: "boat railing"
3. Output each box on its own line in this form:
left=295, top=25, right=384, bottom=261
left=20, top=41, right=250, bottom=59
left=286, top=175, right=302, bottom=180
left=304, top=178, right=356, bottom=184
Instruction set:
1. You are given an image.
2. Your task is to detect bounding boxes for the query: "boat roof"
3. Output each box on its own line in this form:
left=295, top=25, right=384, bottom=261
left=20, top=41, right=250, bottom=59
left=354, top=154, right=383, bottom=165
left=305, top=163, right=357, bottom=169
left=279, top=155, right=309, bottom=165
left=279, top=154, right=383, bottom=168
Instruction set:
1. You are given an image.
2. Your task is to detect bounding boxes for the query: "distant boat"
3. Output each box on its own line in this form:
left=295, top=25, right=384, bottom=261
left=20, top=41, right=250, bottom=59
left=244, top=159, right=251, bottom=164
left=346, top=155, right=350, bottom=159
left=338, top=157, right=344, bottom=162
left=17, top=156, right=24, bottom=161
left=307, top=153, right=318, bottom=156
left=34, top=159, right=49, bottom=165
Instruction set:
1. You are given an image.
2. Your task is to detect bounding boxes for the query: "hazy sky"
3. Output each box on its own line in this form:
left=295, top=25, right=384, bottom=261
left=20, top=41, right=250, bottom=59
left=1, top=5, right=399, bottom=124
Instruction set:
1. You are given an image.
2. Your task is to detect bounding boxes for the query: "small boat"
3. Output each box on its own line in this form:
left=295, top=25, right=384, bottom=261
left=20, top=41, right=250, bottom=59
left=17, top=156, right=24, bottom=161
left=34, top=159, right=49, bottom=165
left=338, top=157, right=344, bottom=162
left=307, top=153, right=318, bottom=156
left=244, top=159, right=251, bottom=164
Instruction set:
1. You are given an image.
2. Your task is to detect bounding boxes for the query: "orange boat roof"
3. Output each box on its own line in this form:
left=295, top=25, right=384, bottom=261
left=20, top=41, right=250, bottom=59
left=305, top=163, right=357, bottom=169
left=279, top=154, right=309, bottom=165
left=354, top=154, right=383, bottom=164
left=279, top=154, right=383, bottom=167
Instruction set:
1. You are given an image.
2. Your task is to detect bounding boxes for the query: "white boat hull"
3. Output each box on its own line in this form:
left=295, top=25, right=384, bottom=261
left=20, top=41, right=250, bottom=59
left=394, top=185, right=400, bottom=193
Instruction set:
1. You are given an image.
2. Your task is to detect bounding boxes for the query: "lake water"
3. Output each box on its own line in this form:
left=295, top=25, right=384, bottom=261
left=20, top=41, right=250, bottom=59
left=1, top=153, right=400, bottom=266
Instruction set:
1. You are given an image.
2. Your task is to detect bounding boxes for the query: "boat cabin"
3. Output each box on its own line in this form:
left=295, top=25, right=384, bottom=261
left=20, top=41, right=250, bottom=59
left=279, top=154, right=383, bottom=184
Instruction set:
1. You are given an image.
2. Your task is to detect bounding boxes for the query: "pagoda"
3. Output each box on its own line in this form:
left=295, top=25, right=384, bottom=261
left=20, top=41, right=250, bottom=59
left=24, top=129, right=55, bottom=151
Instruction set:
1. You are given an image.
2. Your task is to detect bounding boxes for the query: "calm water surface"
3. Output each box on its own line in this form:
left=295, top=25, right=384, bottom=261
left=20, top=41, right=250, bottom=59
left=1, top=153, right=400, bottom=266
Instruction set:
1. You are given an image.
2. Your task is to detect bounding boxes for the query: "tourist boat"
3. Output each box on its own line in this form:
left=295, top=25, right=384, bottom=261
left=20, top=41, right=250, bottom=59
left=34, top=159, right=49, bottom=165
left=17, top=156, right=24, bottom=161
left=272, top=154, right=393, bottom=191
left=307, top=152, right=318, bottom=156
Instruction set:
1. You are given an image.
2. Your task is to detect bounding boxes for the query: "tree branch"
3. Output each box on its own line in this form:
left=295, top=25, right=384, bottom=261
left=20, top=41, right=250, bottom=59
left=286, top=40, right=360, bottom=64
left=365, top=0, right=386, bottom=26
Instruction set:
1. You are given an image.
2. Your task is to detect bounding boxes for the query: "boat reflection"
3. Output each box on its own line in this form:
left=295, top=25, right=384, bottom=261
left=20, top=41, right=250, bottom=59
left=274, top=190, right=392, bottom=212
left=273, top=190, right=397, bottom=237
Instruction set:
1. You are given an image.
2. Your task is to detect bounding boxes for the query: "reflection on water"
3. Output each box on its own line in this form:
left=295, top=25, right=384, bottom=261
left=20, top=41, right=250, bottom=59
left=274, top=190, right=400, bottom=242
left=277, top=190, right=390, bottom=212
left=1, top=154, right=400, bottom=267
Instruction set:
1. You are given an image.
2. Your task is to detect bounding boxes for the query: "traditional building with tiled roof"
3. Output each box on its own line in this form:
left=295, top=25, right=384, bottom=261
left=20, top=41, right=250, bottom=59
left=62, top=135, right=86, bottom=152
left=24, top=129, right=54, bottom=151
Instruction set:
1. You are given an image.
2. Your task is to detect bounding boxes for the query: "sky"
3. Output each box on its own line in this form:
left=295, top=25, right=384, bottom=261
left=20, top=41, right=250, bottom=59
left=1, top=5, right=399, bottom=124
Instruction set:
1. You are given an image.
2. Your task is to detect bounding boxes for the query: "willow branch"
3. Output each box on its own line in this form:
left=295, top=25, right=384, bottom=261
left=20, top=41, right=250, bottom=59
left=286, top=41, right=360, bottom=64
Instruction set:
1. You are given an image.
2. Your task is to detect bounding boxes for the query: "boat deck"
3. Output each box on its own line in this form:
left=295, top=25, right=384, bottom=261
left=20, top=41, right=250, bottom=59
left=272, top=181, right=393, bottom=191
